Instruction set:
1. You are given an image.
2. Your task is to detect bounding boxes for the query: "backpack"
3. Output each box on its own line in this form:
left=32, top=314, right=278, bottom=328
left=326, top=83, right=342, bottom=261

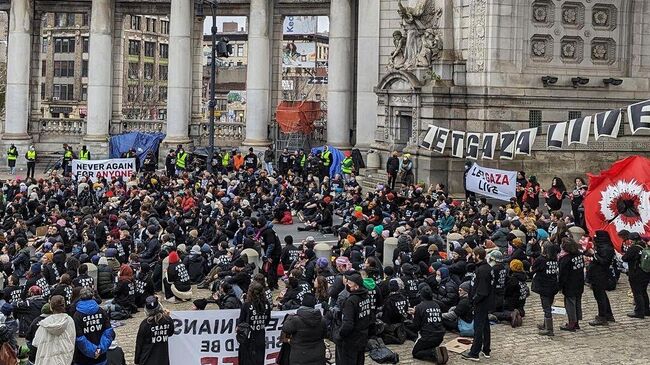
left=367, top=338, right=399, bottom=364
left=639, top=245, right=650, bottom=273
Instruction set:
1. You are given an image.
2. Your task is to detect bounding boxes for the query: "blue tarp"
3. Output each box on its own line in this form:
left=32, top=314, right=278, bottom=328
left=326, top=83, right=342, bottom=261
left=109, top=132, right=166, bottom=161
left=311, top=145, right=345, bottom=177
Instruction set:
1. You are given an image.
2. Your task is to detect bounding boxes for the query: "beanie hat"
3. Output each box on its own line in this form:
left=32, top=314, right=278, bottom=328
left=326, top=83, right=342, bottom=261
left=459, top=281, right=471, bottom=293
left=145, top=296, right=162, bottom=316
left=193, top=298, right=208, bottom=310
left=284, top=235, right=294, bottom=245
left=437, top=266, right=449, bottom=279
left=201, top=243, right=211, bottom=253
left=0, top=303, right=12, bottom=316
left=382, top=230, right=390, bottom=239
left=511, top=238, right=523, bottom=248
left=98, top=257, right=108, bottom=266
left=106, top=248, right=117, bottom=258
left=176, top=244, right=187, bottom=253
left=301, top=293, right=318, bottom=308
left=316, top=257, right=329, bottom=268
left=398, top=235, right=411, bottom=246
left=345, top=272, right=364, bottom=288
left=43, top=243, right=53, bottom=252
left=92, top=255, right=101, bottom=265
left=147, top=225, right=158, bottom=235
left=373, top=225, right=384, bottom=235
left=41, top=303, right=53, bottom=315
left=401, top=263, right=416, bottom=275
left=488, top=250, right=503, bottom=263
left=335, top=256, right=350, bottom=267
left=509, top=259, right=524, bottom=273
left=168, top=251, right=180, bottom=264
left=191, top=245, right=201, bottom=255
left=31, top=263, right=42, bottom=274
left=418, top=283, right=433, bottom=300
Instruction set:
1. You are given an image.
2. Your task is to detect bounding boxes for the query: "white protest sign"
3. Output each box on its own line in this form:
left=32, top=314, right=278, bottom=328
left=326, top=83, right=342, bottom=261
left=169, top=309, right=294, bottom=365
left=71, top=158, right=136, bottom=182
left=465, top=163, right=516, bottom=201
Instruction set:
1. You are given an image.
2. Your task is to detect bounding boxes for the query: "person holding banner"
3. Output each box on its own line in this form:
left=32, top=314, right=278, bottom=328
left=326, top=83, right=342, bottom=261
left=237, top=281, right=271, bottom=365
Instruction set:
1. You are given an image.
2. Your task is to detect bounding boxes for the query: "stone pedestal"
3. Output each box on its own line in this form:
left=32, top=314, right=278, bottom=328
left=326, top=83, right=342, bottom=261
left=383, top=237, right=398, bottom=267
left=241, top=248, right=261, bottom=274
left=314, top=243, right=332, bottom=260
left=85, top=0, right=114, bottom=150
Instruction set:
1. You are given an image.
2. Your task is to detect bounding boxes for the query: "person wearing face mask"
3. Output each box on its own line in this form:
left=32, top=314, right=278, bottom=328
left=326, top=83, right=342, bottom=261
left=461, top=247, right=495, bottom=361
left=334, top=272, right=370, bottom=365
left=409, top=283, right=449, bottom=364
left=433, top=266, right=458, bottom=312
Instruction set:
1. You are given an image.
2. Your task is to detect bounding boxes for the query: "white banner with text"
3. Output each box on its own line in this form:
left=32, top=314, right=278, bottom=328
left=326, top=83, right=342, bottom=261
left=465, top=163, right=517, bottom=201
left=71, top=158, right=136, bottom=182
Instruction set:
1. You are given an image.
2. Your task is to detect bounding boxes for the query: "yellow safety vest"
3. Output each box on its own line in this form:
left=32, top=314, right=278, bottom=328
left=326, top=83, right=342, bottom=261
left=342, top=157, right=353, bottom=174
left=7, top=148, right=17, bottom=160
left=322, top=150, right=332, bottom=166
left=300, top=154, right=306, bottom=167
left=176, top=151, right=188, bottom=169
left=222, top=152, right=230, bottom=167
left=27, top=150, right=36, bottom=161
left=64, top=150, right=73, bottom=159
left=79, top=150, right=90, bottom=160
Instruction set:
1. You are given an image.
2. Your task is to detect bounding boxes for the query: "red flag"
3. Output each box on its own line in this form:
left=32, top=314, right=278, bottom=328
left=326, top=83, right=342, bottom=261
left=584, top=156, right=650, bottom=252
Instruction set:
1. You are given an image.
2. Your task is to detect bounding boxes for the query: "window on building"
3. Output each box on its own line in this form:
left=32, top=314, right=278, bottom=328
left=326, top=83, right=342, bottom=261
left=158, top=109, right=167, bottom=120
left=54, top=37, right=76, bottom=53
left=237, top=61, right=243, bottom=66
left=128, top=62, right=139, bottom=79
left=159, top=86, right=167, bottom=101
left=53, top=84, right=74, bottom=100
left=42, top=37, right=48, bottom=53
left=144, top=42, right=155, bottom=57
left=53, top=60, right=75, bottom=77
left=159, top=65, right=168, bottom=80
left=127, top=85, right=139, bottom=102
left=152, top=19, right=157, bottom=33
left=237, top=45, right=244, bottom=57
left=160, top=20, right=169, bottom=34
left=82, top=13, right=89, bottom=26
left=568, top=111, right=582, bottom=120
left=144, top=85, right=154, bottom=101
left=81, top=85, right=88, bottom=101
left=67, top=13, right=76, bottom=26
left=41, top=60, right=46, bottom=77
left=55, top=13, right=66, bottom=27
left=145, top=18, right=152, bottom=32
left=128, top=40, right=141, bottom=56
left=528, top=110, right=542, bottom=130
left=131, top=15, right=141, bottom=30
left=159, top=43, right=168, bottom=59
left=144, top=63, right=154, bottom=80
left=83, top=37, right=89, bottom=53
left=82, top=60, right=88, bottom=77
left=41, top=83, right=46, bottom=100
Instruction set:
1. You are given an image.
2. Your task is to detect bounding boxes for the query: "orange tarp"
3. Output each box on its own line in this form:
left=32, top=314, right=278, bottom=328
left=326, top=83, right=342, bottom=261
left=276, top=101, right=322, bottom=134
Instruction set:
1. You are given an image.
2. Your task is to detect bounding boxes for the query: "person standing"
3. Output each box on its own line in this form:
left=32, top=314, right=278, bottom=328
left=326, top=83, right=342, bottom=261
left=335, top=272, right=370, bottom=365
left=244, top=148, right=258, bottom=171
left=280, top=293, right=327, bottom=365
left=7, top=143, right=18, bottom=175
left=462, top=247, right=495, bottom=361
left=263, top=145, right=275, bottom=175
left=164, top=150, right=176, bottom=177
left=32, top=295, right=75, bottom=365
left=341, top=151, right=354, bottom=182
left=134, top=296, right=175, bottom=365
left=569, top=178, right=587, bottom=229
left=532, top=242, right=559, bottom=336
left=386, top=151, right=400, bottom=191
left=62, top=144, right=74, bottom=175
left=294, top=149, right=306, bottom=178
left=72, top=288, right=115, bottom=365
left=411, top=283, right=449, bottom=364
left=237, top=282, right=271, bottom=365
left=79, top=145, right=91, bottom=161
left=558, top=238, right=585, bottom=331
left=621, top=233, right=650, bottom=319
left=25, top=145, right=37, bottom=179
left=175, top=146, right=188, bottom=175
left=321, top=146, right=332, bottom=178
left=587, top=230, right=616, bottom=326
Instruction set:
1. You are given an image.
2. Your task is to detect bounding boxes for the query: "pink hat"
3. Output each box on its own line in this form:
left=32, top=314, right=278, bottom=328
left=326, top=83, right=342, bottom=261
left=56, top=219, right=66, bottom=227
left=335, top=256, right=351, bottom=270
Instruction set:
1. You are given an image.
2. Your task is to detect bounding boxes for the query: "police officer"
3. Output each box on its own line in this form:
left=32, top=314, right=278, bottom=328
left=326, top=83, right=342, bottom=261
left=62, top=144, right=74, bottom=175
left=341, top=151, right=354, bottom=182
left=294, top=149, right=306, bottom=178
left=79, top=145, right=91, bottom=161
left=321, top=145, right=332, bottom=178
left=336, top=272, right=370, bottom=365
left=175, top=145, right=188, bottom=175
left=25, top=145, right=37, bottom=179
left=7, top=143, right=18, bottom=175
left=410, top=283, right=449, bottom=364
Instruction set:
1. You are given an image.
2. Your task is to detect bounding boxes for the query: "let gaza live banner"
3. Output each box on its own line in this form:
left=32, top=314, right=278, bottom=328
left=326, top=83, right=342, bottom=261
left=71, top=158, right=136, bottom=182
left=465, top=163, right=517, bottom=201
left=169, top=309, right=294, bottom=365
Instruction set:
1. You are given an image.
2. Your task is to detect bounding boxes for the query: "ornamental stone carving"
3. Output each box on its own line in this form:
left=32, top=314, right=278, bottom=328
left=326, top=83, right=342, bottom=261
left=530, top=34, right=553, bottom=62
left=561, top=36, right=584, bottom=63
left=468, top=0, right=487, bottom=72
left=561, top=2, right=585, bottom=29
left=592, top=4, right=617, bottom=30
left=389, top=0, right=443, bottom=70
left=532, top=0, right=555, bottom=28
left=591, top=38, right=616, bottom=65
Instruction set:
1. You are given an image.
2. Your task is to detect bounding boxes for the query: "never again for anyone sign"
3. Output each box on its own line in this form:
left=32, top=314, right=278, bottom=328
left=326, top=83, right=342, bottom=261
left=169, top=309, right=293, bottom=365
left=72, top=158, right=136, bottom=182
left=465, top=163, right=517, bottom=201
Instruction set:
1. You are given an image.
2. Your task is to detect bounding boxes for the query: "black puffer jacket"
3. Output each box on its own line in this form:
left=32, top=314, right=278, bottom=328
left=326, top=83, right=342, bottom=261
left=282, top=307, right=327, bottom=365
left=587, top=231, right=615, bottom=290
left=435, top=277, right=459, bottom=311
left=97, top=264, right=115, bottom=299
left=183, top=254, right=206, bottom=284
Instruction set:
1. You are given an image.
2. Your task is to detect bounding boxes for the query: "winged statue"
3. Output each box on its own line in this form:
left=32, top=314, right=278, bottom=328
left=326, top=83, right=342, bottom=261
left=394, top=0, right=443, bottom=69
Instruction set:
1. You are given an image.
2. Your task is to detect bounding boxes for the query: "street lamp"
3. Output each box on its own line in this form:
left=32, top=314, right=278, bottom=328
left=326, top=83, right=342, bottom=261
left=205, top=0, right=218, bottom=173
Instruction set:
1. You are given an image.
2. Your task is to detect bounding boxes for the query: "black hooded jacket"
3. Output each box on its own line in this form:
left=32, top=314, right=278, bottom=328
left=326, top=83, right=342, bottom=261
left=282, top=307, right=327, bottom=365
left=338, top=287, right=370, bottom=346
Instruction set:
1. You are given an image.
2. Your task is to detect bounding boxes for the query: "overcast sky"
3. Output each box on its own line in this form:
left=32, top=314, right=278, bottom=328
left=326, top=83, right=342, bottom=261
left=203, top=16, right=329, bottom=34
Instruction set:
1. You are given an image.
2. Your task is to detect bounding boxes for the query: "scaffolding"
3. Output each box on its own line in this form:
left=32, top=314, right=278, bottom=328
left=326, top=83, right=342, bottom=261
left=275, top=100, right=323, bottom=151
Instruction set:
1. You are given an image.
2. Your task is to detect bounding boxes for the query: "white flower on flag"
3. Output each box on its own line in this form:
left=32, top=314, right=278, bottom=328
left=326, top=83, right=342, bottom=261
left=598, top=179, right=650, bottom=233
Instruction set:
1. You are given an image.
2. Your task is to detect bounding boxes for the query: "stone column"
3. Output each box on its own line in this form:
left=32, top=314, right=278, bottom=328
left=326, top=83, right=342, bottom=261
left=244, top=0, right=272, bottom=147
left=85, top=0, right=115, bottom=156
left=355, top=0, right=380, bottom=149
left=3, top=0, right=32, bottom=141
left=327, top=0, right=353, bottom=148
left=165, top=0, right=193, bottom=145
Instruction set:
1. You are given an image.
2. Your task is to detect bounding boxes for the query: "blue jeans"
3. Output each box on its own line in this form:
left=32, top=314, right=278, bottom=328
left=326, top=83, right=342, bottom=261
left=264, top=162, right=274, bottom=174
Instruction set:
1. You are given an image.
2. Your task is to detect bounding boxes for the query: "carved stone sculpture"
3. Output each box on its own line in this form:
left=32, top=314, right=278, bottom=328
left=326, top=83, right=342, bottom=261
left=391, top=0, right=443, bottom=70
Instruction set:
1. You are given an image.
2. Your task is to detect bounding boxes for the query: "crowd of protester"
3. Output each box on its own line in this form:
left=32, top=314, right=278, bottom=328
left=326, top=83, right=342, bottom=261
left=0, top=145, right=648, bottom=365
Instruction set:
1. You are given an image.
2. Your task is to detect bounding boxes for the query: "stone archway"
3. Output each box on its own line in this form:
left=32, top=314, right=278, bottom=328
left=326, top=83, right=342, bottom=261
left=375, top=70, right=423, bottom=150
